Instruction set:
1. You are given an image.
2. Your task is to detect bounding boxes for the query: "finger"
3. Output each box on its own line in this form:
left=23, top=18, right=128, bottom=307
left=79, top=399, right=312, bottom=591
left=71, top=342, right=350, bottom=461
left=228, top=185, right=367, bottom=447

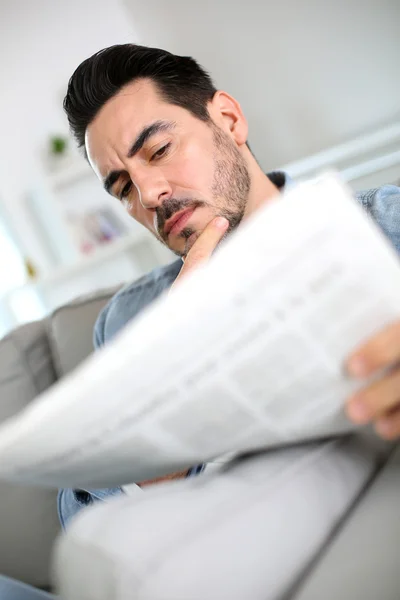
left=375, top=406, right=400, bottom=440
left=182, top=217, right=229, bottom=274
left=346, top=368, right=400, bottom=424
left=346, top=320, right=400, bottom=378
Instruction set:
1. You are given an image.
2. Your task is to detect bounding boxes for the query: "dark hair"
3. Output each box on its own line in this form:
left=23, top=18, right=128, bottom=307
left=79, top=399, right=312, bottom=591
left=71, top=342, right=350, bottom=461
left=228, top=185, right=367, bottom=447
left=64, top=44, right=217, bottom=150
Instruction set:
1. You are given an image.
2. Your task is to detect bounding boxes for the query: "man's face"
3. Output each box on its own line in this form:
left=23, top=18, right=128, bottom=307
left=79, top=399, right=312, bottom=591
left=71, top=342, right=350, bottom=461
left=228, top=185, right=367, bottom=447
left=86, top=79, right=251, bottom=257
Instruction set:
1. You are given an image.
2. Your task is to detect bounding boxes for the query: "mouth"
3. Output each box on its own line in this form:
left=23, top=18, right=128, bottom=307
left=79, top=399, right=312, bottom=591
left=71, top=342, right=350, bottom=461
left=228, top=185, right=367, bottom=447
left=164, top=207, right=196, bottom=238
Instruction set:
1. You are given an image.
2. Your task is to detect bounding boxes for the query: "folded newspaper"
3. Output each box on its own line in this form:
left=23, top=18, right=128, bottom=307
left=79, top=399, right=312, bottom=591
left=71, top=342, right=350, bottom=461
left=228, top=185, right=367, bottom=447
left=0, top=173, right=399, bottom=489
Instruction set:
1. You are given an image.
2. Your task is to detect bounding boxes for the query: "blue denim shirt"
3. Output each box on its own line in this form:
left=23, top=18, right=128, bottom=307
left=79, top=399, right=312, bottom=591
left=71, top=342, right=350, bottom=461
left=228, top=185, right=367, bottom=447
left=58, top=173, right=400, bottom=529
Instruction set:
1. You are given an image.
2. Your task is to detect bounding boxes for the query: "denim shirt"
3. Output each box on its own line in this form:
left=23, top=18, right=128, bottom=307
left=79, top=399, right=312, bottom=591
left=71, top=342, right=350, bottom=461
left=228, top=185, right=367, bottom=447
left=58, top=174, right=400, bottom=530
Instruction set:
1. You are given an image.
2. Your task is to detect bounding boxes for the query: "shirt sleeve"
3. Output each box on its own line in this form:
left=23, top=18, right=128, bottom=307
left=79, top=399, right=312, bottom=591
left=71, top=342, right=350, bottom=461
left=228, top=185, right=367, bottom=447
left=358, top=184, right=400, bottom=254
left=92, top=302, right=109, bottom=350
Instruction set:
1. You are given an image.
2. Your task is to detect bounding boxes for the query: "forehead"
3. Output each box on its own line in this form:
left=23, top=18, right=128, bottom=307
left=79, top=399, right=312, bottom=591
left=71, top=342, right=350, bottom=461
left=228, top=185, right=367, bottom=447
left=85, top=79, right=181, bottom=177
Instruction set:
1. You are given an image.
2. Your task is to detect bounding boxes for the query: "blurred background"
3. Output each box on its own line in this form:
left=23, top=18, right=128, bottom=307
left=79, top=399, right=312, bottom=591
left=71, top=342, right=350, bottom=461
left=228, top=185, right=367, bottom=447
left=0, top=0, right=399, bottom=337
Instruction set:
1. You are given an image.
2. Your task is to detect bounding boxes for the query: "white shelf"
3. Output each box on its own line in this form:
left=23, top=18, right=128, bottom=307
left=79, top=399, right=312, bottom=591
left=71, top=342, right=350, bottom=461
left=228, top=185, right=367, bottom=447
left=34, top=231, right=150, bottom=287
left=47, top=157, right=94, bottom=190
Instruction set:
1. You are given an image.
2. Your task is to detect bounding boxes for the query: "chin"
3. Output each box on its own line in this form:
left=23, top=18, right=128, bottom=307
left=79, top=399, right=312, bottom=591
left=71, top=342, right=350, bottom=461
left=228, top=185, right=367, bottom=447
left=166, top=240, right=189, bottom=259
left=183, top=231, right=201, bottom=256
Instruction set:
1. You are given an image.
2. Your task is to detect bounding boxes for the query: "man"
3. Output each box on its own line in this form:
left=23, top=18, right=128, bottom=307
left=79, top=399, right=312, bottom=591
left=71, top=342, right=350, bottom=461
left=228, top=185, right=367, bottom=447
left=57, top=41, right=400, bottom=524
left=59, top=45, right=294, bottom=528
left=1, top=42, right=400, bottom=598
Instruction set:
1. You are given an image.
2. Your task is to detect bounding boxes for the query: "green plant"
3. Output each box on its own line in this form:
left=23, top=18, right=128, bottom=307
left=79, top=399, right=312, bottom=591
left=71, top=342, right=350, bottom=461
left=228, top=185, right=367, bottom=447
left=50, top=135, right=68, bottom=155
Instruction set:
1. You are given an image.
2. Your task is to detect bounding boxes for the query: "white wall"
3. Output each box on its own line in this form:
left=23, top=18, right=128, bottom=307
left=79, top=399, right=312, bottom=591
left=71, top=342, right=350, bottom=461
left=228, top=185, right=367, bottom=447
left=1, top=0, right=399, bottom=275
left=0, top=0, right=137, bottom=272
left=123, top=0, right=400, bottom=171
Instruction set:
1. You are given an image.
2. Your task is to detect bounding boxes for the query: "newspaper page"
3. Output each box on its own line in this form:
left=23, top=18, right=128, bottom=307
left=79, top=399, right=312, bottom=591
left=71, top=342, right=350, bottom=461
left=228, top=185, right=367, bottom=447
left=0, top=173, right=399, bottom=489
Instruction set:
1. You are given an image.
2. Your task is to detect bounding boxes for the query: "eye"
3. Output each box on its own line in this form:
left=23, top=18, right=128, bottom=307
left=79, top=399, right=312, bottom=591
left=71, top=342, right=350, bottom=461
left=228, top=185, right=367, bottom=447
left=151, top=142, right=171, bottom=162
left=119, top=181, right=132, bottom=200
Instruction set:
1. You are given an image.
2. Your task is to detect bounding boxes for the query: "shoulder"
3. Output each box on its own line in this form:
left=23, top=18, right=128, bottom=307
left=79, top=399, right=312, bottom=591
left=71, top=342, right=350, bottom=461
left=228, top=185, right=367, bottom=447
left=355, top=184, right=400, bottom=253
left=355, top=183, right=400, bottom=209
left=94, top=259, right=182, bottom=348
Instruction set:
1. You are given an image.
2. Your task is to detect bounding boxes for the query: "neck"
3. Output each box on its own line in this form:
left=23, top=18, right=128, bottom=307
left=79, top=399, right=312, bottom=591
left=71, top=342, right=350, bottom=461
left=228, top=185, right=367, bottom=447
left=243, top=154, right=281, bottom=220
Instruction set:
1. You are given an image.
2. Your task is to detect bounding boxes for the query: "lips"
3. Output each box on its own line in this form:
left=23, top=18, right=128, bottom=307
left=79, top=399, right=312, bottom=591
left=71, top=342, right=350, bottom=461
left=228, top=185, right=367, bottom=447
left=164, top=208, right=195, bottom=237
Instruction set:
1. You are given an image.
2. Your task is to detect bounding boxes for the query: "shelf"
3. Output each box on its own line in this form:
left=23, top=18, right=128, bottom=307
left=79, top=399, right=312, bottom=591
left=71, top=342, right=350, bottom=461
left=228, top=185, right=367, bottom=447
left=35, top=232, right=154, bottom=288
left=47, top=159, right=94, bottom=190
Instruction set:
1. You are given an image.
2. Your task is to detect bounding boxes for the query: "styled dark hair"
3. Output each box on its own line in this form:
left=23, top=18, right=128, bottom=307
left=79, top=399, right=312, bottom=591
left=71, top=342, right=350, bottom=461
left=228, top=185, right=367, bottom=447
left=64, top=44, right=217, bottom=150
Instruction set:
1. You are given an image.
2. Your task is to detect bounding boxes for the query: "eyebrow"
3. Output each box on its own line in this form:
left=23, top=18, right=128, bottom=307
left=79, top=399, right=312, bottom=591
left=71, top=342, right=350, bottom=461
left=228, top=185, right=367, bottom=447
left=103, top=120, right=176, bottom=195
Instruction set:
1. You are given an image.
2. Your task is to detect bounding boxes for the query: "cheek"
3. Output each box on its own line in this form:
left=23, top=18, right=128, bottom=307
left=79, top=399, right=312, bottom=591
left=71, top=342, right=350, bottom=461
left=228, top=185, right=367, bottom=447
left=175, top=144, right=215, bottom=192
left=124, top=200, right=157, bottom=234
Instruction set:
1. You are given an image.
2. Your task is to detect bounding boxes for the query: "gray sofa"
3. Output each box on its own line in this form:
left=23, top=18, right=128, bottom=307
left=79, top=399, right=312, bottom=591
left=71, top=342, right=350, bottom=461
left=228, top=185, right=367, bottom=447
left=0, top=286, right=119, bottom=589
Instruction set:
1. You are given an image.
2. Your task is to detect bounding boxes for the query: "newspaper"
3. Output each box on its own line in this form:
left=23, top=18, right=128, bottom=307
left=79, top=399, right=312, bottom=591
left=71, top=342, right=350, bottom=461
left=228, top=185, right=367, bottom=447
left=0, top=173, right=399, bottom=489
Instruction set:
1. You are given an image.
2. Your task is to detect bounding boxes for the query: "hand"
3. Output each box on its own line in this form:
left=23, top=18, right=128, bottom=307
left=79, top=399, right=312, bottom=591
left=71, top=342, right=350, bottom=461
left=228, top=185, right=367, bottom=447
left=171, top=216, right=229, bottom=288
left=346, top=320, right=400, bottom=440
left=138, top=469, right=190, bottom=488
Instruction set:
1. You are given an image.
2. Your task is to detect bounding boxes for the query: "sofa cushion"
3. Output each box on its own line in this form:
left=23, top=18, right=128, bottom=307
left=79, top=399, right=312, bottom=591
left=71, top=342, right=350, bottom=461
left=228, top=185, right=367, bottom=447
left=0, top=320, right=57, bottom=421
left=0, top=287, right=118, bottom=587
left=47, top=286, right=120, bottom=378
left=0, top=320, right=60, bottom=587
left=292, top=442, right=400, bottom=600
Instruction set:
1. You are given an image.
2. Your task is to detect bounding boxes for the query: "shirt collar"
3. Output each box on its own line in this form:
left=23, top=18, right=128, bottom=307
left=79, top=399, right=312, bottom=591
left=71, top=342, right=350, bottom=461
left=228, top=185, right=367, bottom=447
left=266, top=170, right=293, bottom=191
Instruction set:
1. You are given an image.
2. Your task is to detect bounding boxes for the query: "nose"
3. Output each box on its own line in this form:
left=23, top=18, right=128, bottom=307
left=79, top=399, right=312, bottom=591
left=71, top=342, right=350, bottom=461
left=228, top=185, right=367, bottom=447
left=132, top=168, right=172, bottom=211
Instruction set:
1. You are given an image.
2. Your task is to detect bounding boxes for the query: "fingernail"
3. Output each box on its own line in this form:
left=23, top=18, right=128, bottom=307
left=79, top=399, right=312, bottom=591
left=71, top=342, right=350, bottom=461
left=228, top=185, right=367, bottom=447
left=215, top=217, right=229, bottom=230
left=346, top=397, right=370, bottom=424
left=347, top=357, right=368, bottom=378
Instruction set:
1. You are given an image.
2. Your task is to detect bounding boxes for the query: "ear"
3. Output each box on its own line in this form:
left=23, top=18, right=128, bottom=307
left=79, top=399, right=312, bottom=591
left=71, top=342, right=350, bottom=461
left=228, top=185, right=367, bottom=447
left=208, top=91, right=248, bottom=146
